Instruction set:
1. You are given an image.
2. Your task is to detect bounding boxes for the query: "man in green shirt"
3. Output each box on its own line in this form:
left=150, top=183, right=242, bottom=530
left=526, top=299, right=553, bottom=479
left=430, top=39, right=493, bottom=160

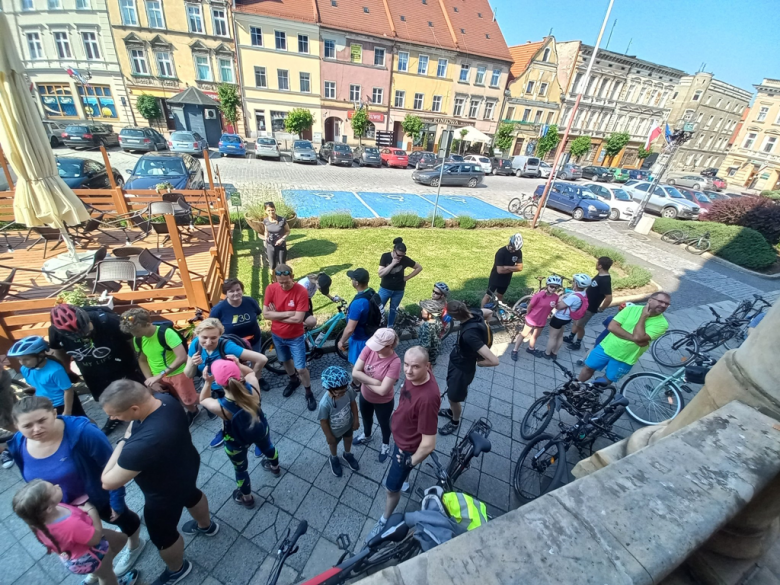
left=578, top=292, right=671, bottom=383
left=120, top=308, right=201, bottom=425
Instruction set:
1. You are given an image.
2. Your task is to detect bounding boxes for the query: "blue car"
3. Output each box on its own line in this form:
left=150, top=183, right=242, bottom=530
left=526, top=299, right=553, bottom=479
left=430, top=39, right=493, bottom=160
left=533, top=181, right=611, bottom=220
left=56, top=156, right=125, bottom=189
left=218, top=133, right=247, bottom=157
left=124, top=152, right=205, bottom=190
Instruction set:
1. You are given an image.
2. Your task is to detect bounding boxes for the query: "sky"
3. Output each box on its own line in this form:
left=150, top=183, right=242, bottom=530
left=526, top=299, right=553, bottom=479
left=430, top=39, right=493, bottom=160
left=493, top=0, right=780, bottom=93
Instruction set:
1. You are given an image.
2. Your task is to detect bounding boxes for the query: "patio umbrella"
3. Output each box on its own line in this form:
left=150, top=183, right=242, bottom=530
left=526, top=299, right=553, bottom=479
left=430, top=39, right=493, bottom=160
left=0, top=14, right=88, bottom=259
left=458, top=126, right=492, bottom=144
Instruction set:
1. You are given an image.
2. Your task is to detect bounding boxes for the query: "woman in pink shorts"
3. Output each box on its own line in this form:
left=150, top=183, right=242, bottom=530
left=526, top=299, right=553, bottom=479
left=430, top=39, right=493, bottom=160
left=511, top=275, right=562, bottom=360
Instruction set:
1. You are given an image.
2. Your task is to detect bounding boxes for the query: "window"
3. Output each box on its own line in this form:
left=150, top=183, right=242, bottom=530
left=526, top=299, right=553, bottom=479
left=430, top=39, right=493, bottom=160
left=349, top=84, right=361, bottom=102
left=324, top=81, right=335, bottom=98
left=371, top=87, right=383, bottom=104
left=484, top=101, right=495, bottom=120
left=146, top=1, right=164, bottom=29
left=156, top=51, right=174, bottom=77
left=350, top=44, right=362, bottom=63
left=255, top=112, right=266, bottom=131
left=277, top=69, right=289, bottom=90
left=417, top=55, right=428, bottom=75
left=490, top=68, right=500, bottom=87
left=48, top=0, right=61, bottom=8
left=542, top=47, right=550, bottom=62
left=53, top=32, right=71, bottom=59
left=459, top=64, right=469, bottom=82
left=525, top=80, right=535, bottom=94
left=436, top=58, right=447, bottom=78
left=374, top=47, right=385, bottom=66
left=522, top=108, right=531, bottom=122
left=705, top=115, right=714, bottom=128
left=692, top=90, right=702, bottom=101
left=398, top=51, right=409, bottom=72
left=275, top=31, right=286, bottom=50
left=219, top=58, right=233, bottom=83
left=534, top=110, right=542, bottom=123
left=254, top=66, right=267, bottom=87
left=26, top=32, right=43, bottom=60
left=250, top=27, right=262, bottom=46
left=468, top=99, right=480, bottom=118
left=38, top=84, right=78, bottom=117
left=130, top=48, right=148, bottom=75
left=413, top=93, right=423, bottom=110
left=432, top=95, right=442, bottom=112
left=298, top=34, right=308, bottom=54
left=546, top=111, right=554, bottom=124
left=186, top=4, right=203, bottom=33
left=195, top=55, right=212, bottom=80
left=743, top=132, right=757, bottom=149
left=82, top=32, right=100, bottom=60
left=324, top=39, right=335, bottom=59
left=212, top=8, right=228, bottom=37
left=78, top=85, right=117, bottom=119
left=453, top=97, right=465, bottom=116
left=299, top=72, right=310, bottom=93
left=506, top=106, right=514, bottom=120
left=394, top=90, right=405, bottom=108
left=22, top=0, right=33, bottom=10
left=76, top=0, right=90, bottom=8
left=757, top=106, right=769, bottom=122
left=705, top=95, right=712, bottom=106
left=539, top=82, right=548, bottom=97
left=475, top=66, right=486, bottom=85
left=271, top=111, right=286, bottom=132
left=762, top=136, right=777, bottom=153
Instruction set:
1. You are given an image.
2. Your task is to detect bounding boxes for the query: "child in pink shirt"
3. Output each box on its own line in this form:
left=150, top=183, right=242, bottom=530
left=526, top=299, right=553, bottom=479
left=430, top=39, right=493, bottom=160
left=12, top=479, right=139, bottom=585
left=511, top=276, right=562, bottom=360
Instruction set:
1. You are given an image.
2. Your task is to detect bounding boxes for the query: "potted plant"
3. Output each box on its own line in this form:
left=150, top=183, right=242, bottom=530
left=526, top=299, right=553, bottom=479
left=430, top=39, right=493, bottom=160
left=155, top=182, right=174, bottom=194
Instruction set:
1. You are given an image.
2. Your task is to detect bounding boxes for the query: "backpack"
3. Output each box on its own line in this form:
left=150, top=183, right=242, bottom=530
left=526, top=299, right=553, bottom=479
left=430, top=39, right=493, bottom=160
left=133, top=321, right=189, bottom=367
left=351, top=288, right=383, bottom=337
left=453, top=309, right=492, bottom=362
left=192, top=334, right=252, bottom=367
left=568, top=292, right=590, bottom=321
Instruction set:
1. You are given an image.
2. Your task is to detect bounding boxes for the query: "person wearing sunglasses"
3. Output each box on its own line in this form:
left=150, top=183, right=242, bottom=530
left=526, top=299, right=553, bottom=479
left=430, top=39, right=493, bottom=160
left=263, top=265, right=316, bottom=411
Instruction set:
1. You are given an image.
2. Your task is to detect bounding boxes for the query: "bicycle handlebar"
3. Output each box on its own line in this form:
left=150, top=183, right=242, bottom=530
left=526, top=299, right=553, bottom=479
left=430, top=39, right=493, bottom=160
left=709, top=307, right=720, bottom=318
left=552, top=359, right=574, bottom=379
left=291, top=520, right=308, bottom=543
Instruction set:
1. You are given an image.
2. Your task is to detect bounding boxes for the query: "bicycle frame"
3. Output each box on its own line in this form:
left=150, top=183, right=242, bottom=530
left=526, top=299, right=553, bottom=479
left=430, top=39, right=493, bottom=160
left=305, top=311, right=346, bottom=351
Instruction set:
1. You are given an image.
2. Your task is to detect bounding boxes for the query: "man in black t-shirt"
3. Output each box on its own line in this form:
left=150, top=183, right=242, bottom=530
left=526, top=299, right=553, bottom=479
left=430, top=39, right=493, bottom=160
left=566, top=256, right=614, bottom=351
left=438, top=301, right=499, bottom=435
left=481, top=233, right=524, bottom=307
left=377, top=237, right=422, bottom=327
left=101, top=380, right=219, bottom=585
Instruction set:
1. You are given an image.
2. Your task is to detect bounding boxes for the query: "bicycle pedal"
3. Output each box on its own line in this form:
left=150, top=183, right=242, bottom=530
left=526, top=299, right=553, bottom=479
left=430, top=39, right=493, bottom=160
left=337, top=534, right=351, bottom=551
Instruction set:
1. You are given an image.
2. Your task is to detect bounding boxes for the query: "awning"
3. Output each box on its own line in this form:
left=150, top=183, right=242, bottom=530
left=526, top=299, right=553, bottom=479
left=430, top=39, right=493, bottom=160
left=459, top=126, right=492, bottom=143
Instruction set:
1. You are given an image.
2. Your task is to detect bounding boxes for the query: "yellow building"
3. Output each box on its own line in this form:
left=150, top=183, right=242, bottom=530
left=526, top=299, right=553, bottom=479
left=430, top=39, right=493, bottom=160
left=106, top=0, right=237, bottom=132
left=504, top=37, right=563, bottom=158
left=719, top=79, right=780, bottom=191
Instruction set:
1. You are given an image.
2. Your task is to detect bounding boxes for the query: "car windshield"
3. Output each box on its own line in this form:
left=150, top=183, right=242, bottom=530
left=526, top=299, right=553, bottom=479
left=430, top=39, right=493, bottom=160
left=392, top=150, right=407, bottom=155
left=432, top=164, right=455, bottom=172
left=258, top=138, right=276, bottom=146
left=134, top=158, right=186, bottom=176
left=695, top=192, right=712, bottom=203
left=612, top=189, right=632, bottom=201
left=170, top=132, right=193, bottom=141
left=449, top=155, right=464, bottom=161
left=665, top=186, right=685, bottom=199
left=364, top=147, right=379, bottom=154
left=65, top=126, right=89, bottom=134
left=421, top=153, right=435, bottom=160
left=294, top=141, right=312, bottom=149
left=222, top=135, right=241, bottom=143
left=334, top=144, right=350, bottom=152
left=122, top=129, right=146, bottom=137
left=540, top=162, right=550, bottom=168
left=499, top=159, right=511, bottom=167
left=56, top=159, right=83, bottom=178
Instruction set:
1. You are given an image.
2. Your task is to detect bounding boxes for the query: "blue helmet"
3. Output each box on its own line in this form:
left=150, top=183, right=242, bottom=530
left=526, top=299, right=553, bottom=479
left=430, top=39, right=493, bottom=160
left=321, top=366, right=351, bottom=391
left=8, top=336, right=49, bottom=358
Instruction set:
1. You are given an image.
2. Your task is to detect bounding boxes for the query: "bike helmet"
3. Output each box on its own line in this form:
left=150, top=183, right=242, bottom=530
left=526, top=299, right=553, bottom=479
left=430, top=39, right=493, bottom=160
left=321, top=366, right=351, bottom=391
left=509, top=233, right=524, bottom=250
left=8, top=336, right=49, bottom=358
left=546, top=275, right=563, bottom=287
left=433, top=282, right=449, bottom=296
left=573, top=273, right=593, bottom=289
left=50, top=304, right=91, bottom=336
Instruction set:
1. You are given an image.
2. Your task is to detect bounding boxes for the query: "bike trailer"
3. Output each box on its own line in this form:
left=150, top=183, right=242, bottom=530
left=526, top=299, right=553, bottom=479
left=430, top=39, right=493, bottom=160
left=442, top=492, right=488, bottom=530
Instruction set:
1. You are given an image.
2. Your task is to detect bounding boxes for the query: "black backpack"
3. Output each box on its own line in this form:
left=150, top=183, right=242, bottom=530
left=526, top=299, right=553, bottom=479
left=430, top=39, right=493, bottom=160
left=133, top=321, right=189, bottom=367
left=351, top=288, right=383, bottom=337
left=455, top=309, right=492, bottom=361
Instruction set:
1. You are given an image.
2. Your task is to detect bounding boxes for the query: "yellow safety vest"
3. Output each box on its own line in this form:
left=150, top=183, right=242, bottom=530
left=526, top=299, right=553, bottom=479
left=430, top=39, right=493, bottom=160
left=442, top=492, right=488, bottom=530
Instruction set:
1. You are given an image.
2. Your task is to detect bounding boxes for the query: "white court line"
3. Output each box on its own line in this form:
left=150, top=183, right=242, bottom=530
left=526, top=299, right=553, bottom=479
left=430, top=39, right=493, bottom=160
left=351, top=191, right=380, bottom=218
left=415, top=193, right=456, bottom=217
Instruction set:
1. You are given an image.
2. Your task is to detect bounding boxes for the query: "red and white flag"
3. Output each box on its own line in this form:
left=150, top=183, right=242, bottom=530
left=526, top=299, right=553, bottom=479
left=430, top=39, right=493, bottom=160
left=645, top=125, right=662, bottom=149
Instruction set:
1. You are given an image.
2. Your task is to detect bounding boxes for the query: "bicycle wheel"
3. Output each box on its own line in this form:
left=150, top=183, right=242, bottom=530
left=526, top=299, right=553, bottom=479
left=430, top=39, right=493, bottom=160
left=731, top=300, right=753, bottom=322
left=661, top=229, right=685, bottom=244
left=438, top=318, right=453, bottom=341
left=685, top=237, right=710, bottom=255
left=651, top=330, right=699, bottom=368
left=508, top=197, right=522, bottom=214
left=698, top=324, right=735, bottom=352
left=513, top=434, right=567, bottom=502
left=260, top=336, right=288, bottom=375
left=724, top=323, right=749, bottom=350
left=621, top=372, right=683, bottom=425
left=333, top=329, right=349, bottom=362
left=512, top=294, right=532, bottom=313
left=520, top=395, right=555, bottom=440
left=521, top=203, right=538, bottom=221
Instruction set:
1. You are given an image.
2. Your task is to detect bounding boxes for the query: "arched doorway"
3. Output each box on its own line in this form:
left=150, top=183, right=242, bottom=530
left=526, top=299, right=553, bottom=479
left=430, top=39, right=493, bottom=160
left=325, top=117, right=342, bottom=142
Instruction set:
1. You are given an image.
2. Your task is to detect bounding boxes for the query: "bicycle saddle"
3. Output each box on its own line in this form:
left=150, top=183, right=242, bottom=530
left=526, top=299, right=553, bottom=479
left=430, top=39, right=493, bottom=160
left=610, top=395, right=630, bottom=408
left=469, top=431, right=492, bottom=457
left=367, top=513, right=408, bottom=548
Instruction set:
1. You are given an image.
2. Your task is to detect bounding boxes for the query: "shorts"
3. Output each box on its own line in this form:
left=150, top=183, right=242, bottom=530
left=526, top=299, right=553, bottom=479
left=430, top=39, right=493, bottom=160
left=486, top=283, right=508, bottom=296
left=271, top=334, right=307, bottom=370
left=575, top=310, right=598, bottom=329
left=549, top=316, right=571, bottom=330
left=348, top=338, right=367, bottom=365
left=61, top=538, right=108, bottom=575
left=584, top=344, right=633, bottom=382
left=145, top=487, right=203, bottom=550
left=331, top=429, right=354, bottom=445
left=385, top=445, right=415, bottom=493
left=162, top=372, right=199, bottom=406
left=446, top=362, right=475, bottom=403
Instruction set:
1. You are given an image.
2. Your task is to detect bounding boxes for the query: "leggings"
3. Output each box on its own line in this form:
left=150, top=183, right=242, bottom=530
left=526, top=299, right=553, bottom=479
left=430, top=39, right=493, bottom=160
left=358, top=393, right=394, bottom=444
left=224, top=416, right=279, bottom=495
left=95, top=502, right=141, bottom=538
left=265, top=244, right=287, bottom=271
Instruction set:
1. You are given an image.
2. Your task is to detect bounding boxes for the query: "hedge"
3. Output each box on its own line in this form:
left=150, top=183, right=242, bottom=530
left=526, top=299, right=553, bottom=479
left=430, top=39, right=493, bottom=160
left=652, top=218, right=777, bottom=270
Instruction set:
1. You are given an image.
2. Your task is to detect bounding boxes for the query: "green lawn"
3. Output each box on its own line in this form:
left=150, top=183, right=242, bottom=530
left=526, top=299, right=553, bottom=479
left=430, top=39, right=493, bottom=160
left=232, top=227, right=600, bottom=316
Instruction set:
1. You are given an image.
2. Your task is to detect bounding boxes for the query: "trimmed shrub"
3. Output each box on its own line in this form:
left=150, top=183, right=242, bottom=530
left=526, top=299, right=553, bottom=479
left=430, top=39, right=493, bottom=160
left=761, top=190, right=780, bottom=201
left=474, top=218, right=528, bottom=228
left=320, top=211, right=355, bottom=229
left=652, top=218, right=777, bottom=270
left=391, top=213, right=424, bottom=228
left=355, top=217, right=390, bottom=227
left=426, top=213, right=446, bottom=228
left=457, top=215, right=477, bottom=229
left=707, top=197, right=780, bottom=245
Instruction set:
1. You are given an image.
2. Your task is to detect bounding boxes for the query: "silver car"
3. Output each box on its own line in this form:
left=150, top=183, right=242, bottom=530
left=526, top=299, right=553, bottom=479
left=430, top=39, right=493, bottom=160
left=667, top=174, right=714, bottom=191
left=168, top=131, right=209, bottom=156
left=292, top=140, right=317, bottom=164
left=538, top=161, right=552, bottom=178
left=256, top=137, right=281, bottom=159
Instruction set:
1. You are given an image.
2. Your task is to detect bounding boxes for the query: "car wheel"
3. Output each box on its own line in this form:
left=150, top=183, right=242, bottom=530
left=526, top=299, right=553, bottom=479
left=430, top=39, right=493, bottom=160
left=662, top=207, right=678, bottom=219
left=572, top=208, right=585, bottom=221
left=329, top=156, right=334, bottom=165
left=468, top=177, right=478, bottom=188
left=430, top=178, right=440, bottom=187
left=515, top=170, right=522, bottom=177
left=50, top=136, right=58, bottom=148
left=115, top=176, right=125, bottom=188
left=667, top=178, right=676, bottom=185
left=561, top=173, right=569, bottom=180
left=609, top=208, right=620, bottom=221
left=492, top=168, right=498, bottom=175
left=693, top=184, right=701, bottom=191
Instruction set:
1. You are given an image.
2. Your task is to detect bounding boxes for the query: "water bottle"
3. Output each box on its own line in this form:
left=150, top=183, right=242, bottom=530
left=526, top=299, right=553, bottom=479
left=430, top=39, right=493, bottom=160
left=314, top=332, right=325, bottom=346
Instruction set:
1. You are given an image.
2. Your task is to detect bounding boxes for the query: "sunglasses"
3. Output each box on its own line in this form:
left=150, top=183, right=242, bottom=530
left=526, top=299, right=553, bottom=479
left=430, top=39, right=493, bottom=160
left=275, top=270, right=292, bottom=276
left=432, top=290, right=443, bottom=296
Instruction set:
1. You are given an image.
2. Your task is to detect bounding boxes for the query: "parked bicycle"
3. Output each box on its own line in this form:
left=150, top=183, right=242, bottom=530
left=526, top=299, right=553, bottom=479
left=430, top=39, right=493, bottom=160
left=507, top=193, right=538, bottom=220
left=389, top=305, right=454, bottom=342
left=422, top=417, right=492, bottom=493
left=660, top=229, right=711, bottom=255
left=513, top=394, right=629, bottom=503
left=512, top=274, right=573, bottom=313
left=484, top=289, right=525, bottom=334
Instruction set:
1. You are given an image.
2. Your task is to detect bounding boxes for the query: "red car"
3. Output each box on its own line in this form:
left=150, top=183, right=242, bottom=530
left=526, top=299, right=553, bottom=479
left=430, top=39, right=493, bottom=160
left=711, top=176, right=727, bottom=191
left=678, top=187, right=713, bottom=215
left=380, top=148, right=408, bottom=168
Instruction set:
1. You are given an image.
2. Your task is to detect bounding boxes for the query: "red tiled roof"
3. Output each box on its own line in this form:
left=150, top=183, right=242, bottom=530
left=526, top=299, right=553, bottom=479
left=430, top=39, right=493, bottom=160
left=385, top=0, right=457, bottom=51
left=235, top=0, right=319, bottom=23
left=508, top=41, right=544, bottom=78
left=442, top=0, right=512, bottom=62
left=318, top=0, right=395, bottom=38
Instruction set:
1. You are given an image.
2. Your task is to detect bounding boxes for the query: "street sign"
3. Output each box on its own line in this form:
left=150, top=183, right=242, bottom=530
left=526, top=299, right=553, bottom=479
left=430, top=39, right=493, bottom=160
left=376, top=131, right=393, bottom=146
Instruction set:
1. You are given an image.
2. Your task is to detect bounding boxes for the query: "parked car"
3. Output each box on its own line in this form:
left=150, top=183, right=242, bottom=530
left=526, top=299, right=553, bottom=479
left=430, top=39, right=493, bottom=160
left=490, top=158, right=514, bottom=176
left=167, top=131, right=209, bottom=156
left=118, top=127, right=167, bottom=153
left=703, top=190, right=731, bottom=202
left=700, top=167, right=719, bottom=177
left=581, top=166, right=613, bottom=182
left=412, top=163, right=484, bottom=188
left=611, top=168, right=630, bottom=182
left=56, top=156, right=124, bottom=189
left=415, top=152, right=438, bottom=170
left=582, top=183, right=638, bottom=221
left=711, top=176, right=727, bottom=191
left=61, top=123, right=120, bottom=149
left=512, top=155, right=541, bottom=177
left=380, top=148, right=408, bottom=168
left=124, top=152, right=205, bottom=190
left=677, top=186, right=713, bottom=216
left=292, top=140, right=317, bottom=164
left=43, top=120, right=68, bottom=147
left=319, top=142, right=353, bottom=166
left=218, top=134, right=247, bottom=157
left=407, top=151, right=434, bottom=168
left=556, top=163, right=582, bottom=180
left=623, top=180, right=700, bottom=220
left=464, top=154, right=492, bottom=174
left=353, top=145, right=381, bottom=167
left=255, top=137, right=281, bottom=159
left=533, top=181, right=610, bottom=220
left=445, top=154, right=465, bottom=163
left=667, top=174, right=714, bottom=191
left=538, top=161, right=552, bottom=179
left=627, top=169, right=650, bottom=181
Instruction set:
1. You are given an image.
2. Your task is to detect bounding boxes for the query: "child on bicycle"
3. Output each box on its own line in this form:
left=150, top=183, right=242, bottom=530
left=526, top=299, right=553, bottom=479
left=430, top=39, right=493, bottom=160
left=511, top=276, right=562, bottom=360
left=318, top=366, right=360, bottom=477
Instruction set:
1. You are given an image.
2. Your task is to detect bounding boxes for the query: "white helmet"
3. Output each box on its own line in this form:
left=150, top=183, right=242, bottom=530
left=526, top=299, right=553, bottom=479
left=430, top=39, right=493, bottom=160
left=546, top=275, right=563, bottom=287
left=573, top=273, right=592, bottom=288
left=509, top=233, right=523, bottom=250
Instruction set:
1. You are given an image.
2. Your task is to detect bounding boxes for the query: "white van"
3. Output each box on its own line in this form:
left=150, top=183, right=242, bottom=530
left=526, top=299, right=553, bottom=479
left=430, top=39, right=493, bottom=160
left=511, top=155, right=541, bottom=178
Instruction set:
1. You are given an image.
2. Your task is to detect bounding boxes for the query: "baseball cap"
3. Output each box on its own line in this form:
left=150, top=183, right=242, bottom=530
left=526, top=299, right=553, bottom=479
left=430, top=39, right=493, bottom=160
left=347, top=268, right=369, bottom=285
left=317, top=273, right=332, bottom=295
left=366, top=328, right=397, bottom=352
left=211, top=359, right=241, bottom=387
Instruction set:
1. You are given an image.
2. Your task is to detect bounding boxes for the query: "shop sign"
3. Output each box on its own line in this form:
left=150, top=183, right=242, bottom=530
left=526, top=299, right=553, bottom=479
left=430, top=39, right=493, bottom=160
left=348, top=110, right=384, bottom=123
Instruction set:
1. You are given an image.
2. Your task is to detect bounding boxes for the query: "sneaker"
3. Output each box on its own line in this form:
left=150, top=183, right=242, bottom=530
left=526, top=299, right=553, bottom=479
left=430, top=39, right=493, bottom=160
left=305, top=393, right=317, bottom=412
left=562, top=333, right=574, bottom=344
left=101, top=419, right=121, bottom=435
left=379, top=444, right=391, bottom=463
left=1, top=450, right=14, bottom=469
left=209, top=429, right=224, bottom=449
left=329, top=455, right=343, bottom=477
left=283, top=378, right=301, bottom=398
left=567, top=340, right=582, bottom=351
left=114, top=538, right=146, bottom=574
left=152, top=559, right=192, bottom=585
left=187, top=410, right=199, bottom=428
left=261, top=458, right=281, bottom=476
left=181, top=519, right=219, bottom=537
left=365, top=517, right=387, bottom=543
left=117, top=569, right=140, bottom=585
left=401, top=482, right=410, bottom=493
left=343, top=452, right=360, bottom=471
left=439, top=420, right=460, bottom=436
left=81, top=574, right=97, bottom=585
left=254, top=445, right=262, bottom=458
left=232, top=489, right=255, bottom=509
left=437, top=408, right=453, bottom=420
left=575, top=358, right=585, bottom=366
left=542, top=352, right=556, bottom=360
left=511, top=350, right=518, bottom=361
left=353, top=432, right=372, bottom=445
left=526, top=347, right=540, bottom=356
left=259, top=378, right=270, bottom=392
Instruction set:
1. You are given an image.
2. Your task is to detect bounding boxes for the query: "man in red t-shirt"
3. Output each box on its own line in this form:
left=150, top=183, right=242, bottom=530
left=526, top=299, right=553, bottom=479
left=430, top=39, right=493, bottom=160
left=366, top=346, right=440, bottom=542
left=263, top=264, right=316, bottom=410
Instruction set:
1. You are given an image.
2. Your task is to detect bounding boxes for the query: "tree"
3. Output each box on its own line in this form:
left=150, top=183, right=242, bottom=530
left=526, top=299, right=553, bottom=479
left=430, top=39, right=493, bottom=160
left=458, top=128, right=469, bottom=153
left=637, top=146, right=652, bottom=161
left=217, top=83, right=242, bottom=132
left=494, top=123, right=515, bottom=153
left=350, top=107, right=370, bottom=145
left=535, top=124, right=560, bottom=159
left=401, top=115, right=423, bottom=145
left=604, top=132, right=631, bottom=164
left=569, top=135, right=592, bottom=160
left=136, top=95, right=161, bottom=125
left=284, top=108, right=314, bottom=137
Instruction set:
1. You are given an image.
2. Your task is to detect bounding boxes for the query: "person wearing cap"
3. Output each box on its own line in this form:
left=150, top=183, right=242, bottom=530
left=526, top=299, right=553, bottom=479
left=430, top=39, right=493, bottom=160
left=318, top=366, right=360, bottom=477
left=338, top=268, right=375, bottom=366
left=199, top=358, right=280, bottom=508
left=210, top=278, right=264, bottom=353
left=418, top=282, right=450, bottom=365
left=298, top=272, right=340, bottom=330
left=352, top=328, right=401, bottom=462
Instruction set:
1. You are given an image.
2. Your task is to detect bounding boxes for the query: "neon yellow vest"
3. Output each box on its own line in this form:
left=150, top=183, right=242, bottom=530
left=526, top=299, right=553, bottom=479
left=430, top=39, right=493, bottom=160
left=442, top=492, right=488, bottom=530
